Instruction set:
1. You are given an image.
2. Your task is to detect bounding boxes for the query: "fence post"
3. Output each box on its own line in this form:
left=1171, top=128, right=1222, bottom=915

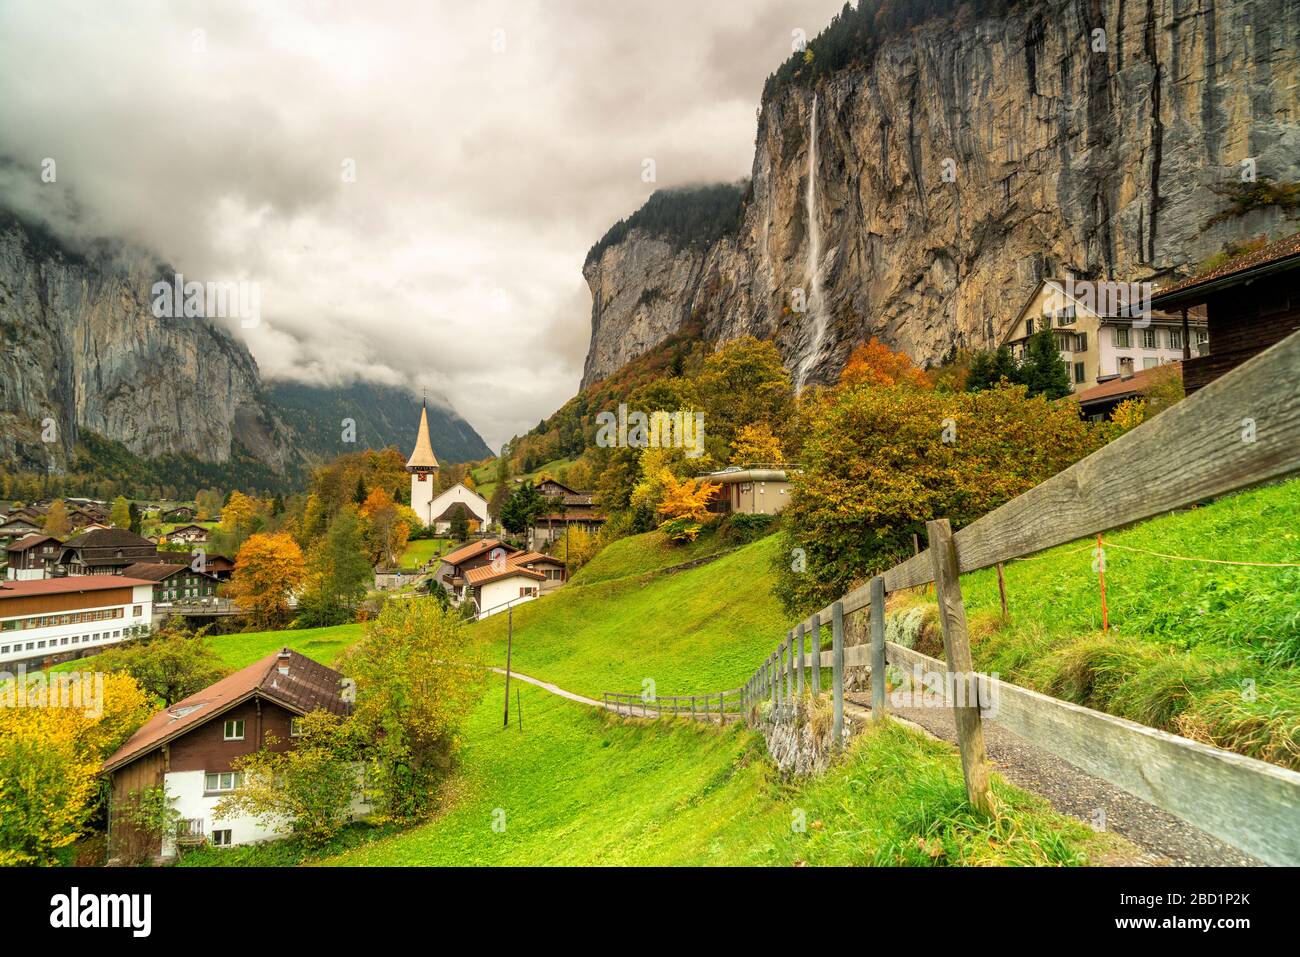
left=870, top=575, right=887, bottom=722
left=926, top=518, right=994, bottom=816
left=810, top=612, right=821, bottom=696
left=784, top=633, right=793, bottom=703
left=796, top=623, right=805, bottom=697
left=769, top=655, right=776, bottom=708
left=832, top=601, right=844, bottom=748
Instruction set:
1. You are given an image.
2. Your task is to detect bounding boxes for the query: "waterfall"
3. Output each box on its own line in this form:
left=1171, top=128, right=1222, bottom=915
left=796, top=93, right=825, bottom=388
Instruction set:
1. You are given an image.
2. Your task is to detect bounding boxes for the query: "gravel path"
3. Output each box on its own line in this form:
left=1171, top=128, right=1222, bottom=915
left=845, top=692, right=1262, bottom=866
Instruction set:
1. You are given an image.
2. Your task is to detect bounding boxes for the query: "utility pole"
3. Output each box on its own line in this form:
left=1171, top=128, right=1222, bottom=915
left=503, top=604, right=514, bottom=728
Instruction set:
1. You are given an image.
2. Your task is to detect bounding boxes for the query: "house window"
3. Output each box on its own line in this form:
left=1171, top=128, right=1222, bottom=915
left=223, top=719, right=246, bottom=741
left=1169, top=329, right=1183, bottom=350
left=1074, top=332, right=1087, bottom=352
left=204, top=772, right=243, bottom=793
left=211, top=829, right=232, bottom=847
left=1073, top=363, right=1085, bottom=384
left=1142, top=329, right=1157, bottom=349
left=290, top=718, right=304, bottom=737
left=1025, top=317, right=1035, bottom=336
left=1114, top=326, right=1130, bottom=348
left=133, top=605, right=142, bottom=616
left=1196, top=330, right=1209, bottom=347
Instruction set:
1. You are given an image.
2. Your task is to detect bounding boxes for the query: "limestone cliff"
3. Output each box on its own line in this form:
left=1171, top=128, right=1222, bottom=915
left=0, top=214, right=290, bottom=472
left=582, top=0, right=1300, bottom=388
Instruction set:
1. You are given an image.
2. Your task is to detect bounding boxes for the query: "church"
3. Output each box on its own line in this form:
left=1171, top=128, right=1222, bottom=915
left=407, top=402, right=491, bottom=534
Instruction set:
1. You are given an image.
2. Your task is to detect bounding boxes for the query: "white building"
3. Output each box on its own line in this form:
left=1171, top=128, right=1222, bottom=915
left=423, top=482, right=490, bottom=535
left=0, top=576, right=153, bottom=668
left=464, top=561, right=545, bottom=619
left=406, top=402, right=442, bottom=528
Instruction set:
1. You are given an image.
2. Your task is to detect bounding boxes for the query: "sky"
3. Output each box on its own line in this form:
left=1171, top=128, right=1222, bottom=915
left=0, top=0, right=845, bottom=450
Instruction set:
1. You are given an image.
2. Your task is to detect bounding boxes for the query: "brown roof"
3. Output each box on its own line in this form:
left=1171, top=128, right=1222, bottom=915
left=512, top=551, right=564, bottom=567
left=1071, top=363, right=1178, bottom=406
left=61, top=528, right=155, bottom=550
left=464, top=562, right=546, bottom=586
left=5, top=534, right=62, bottom=553
left=440, top=538, right=517, bottom=567
left=120, top=562, right=217, bottom=583
left=103, top=649, right=352, bottom=773
left=534, top=511, right=604, bottom=522
left=0, top=576, right=154, bottom=600
left=1153, top=231, right=1300, bottom=305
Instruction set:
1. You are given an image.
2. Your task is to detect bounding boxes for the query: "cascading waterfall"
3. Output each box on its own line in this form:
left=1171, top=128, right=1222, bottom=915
left=796, top=92, right=825, bottom=389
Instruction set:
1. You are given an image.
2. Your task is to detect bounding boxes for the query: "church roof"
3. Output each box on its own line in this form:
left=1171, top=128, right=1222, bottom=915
left=406, top=404, right=441, bottom=470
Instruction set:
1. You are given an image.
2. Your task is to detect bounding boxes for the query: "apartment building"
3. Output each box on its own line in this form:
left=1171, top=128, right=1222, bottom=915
left=0, top=576, right=154, bottom=669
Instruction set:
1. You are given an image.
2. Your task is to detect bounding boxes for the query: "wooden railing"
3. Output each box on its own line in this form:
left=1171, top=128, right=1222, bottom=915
left=611, top=329, right=1300, bottom=865
left=602, top=689, right=743, bottom=721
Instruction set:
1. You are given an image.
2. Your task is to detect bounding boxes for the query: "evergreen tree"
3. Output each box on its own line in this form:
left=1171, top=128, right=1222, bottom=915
left=1020, top=329, right=1072, bottom=399
left=499, top=482, right=544, bottom=535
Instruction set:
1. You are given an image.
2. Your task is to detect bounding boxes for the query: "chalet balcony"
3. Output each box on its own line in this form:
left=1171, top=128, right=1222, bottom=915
left=175, top=818, right=205, bottom=845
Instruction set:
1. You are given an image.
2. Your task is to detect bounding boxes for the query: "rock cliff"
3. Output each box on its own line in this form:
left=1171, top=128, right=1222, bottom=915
left=582, top=0, right=1300, bottom=388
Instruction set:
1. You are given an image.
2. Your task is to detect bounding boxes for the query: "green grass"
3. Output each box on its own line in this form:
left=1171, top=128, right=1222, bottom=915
left=399, top=538, right=451, bottom=568
left=473, top=534, right=785, bottom=698
left=182, top=674, right=1120, bottom=867
left=474, top=457, right=576, bottom=502
left=905, top=478, right=1300, bottom=768
left=569, top=527, right=736, bottom=586
left=200, top=624, right=364, bottom=670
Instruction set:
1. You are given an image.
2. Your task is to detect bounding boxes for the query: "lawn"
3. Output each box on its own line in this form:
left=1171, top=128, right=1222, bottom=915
left=183, top=673, right=1123, bottom=867
left=898, top=477, right=1300, bottom=767
left=473, top=457, right=576, bottom=501
left=569, top=527, right=737, bottom=586
left=472, top=533, right=786, bottom=698
left=399, top=537, right=451, bottom=568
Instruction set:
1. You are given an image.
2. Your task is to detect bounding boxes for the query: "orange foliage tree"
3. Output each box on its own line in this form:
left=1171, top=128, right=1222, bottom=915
left=838, top=338, right=930, bottom=389
left=229, top=532, right=307, bottom=629
left=360, top=487, right=410, bottom=567
left=656, top=472, right=719, bottom=543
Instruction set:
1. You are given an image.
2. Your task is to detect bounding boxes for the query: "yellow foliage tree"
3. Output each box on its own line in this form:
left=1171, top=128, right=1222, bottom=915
left=0, top=672, right=152, bottom=865
left=729, top=422, right=783, bottom=465
left=1109, top=398, right=1147, bottom=434
left=360, top=488, right=410, bottom=567
left=656, top=471, right=719, bottom=542
left=229, top=532, right=307, bottom=629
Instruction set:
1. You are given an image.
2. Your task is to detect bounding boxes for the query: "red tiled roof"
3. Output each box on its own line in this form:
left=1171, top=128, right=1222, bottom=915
left=440, top=538, right=517, bottom=567
left=0, top=576, right=155, bottom=599
left=1071, top=363, right=1180, bottom=406
left=463, top=562, right=545, bottom=586
left=103, top=649, right=352, bottom=773
left=1152, top=231, right=1300, bottom=304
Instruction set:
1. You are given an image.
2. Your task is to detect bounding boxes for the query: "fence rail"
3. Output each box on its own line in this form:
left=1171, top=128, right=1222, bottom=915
left=605, top=329, right=1300, bottom=865
left=601, top=689, right=742, bottom=721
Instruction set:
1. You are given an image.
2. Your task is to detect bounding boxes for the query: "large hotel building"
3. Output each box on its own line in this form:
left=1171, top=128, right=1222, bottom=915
left=0, top=576, right=154, bottom=669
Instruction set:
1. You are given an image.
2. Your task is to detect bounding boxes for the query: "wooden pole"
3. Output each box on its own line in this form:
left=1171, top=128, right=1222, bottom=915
left=795, top=623, right=805, bottom=696
left=996, top=562, right=1008, bottom=621
left=1097, top=533, right=1109, bottom=633
left=769, top=655, right=776, bottom=708
left=831, top=601, right=844, bottom=748
left=810, top=612, right=821, bottom=696
left=869, top=575, right=887, bottom=722
left=503, top=605, right=514, bottom=728
left=926, top=518, right=993, bottom=816
left=516, top=688, right=522, bottom=731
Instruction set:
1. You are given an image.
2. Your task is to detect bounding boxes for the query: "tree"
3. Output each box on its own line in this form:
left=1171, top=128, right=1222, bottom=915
left=354, top=476, right=368, bottom=505
left=656, top=472, right=719, bottom=543
left=448, top=505, right=470, bottom=541
left=298, top=505, right=372, bottom=627
left=965, top=346, right=1021, bottom=392
left=0, top=673, right=152, bottom=865
left=337, top=601, right=487, bottom=821
left=839, top=337, right=930, bottom=389
left=499, top=482, right=546, bottom=535
left=729, top=422, right=784, bottom=464
left=217, top=491, right=265, bottom=554
left=195, top=488, right=223, bottom=521
left=360, top=488, right=409, bottom=567
left=128, top=502, right=143, bottom=535
left=693, top=336, right=795, bottom=460
left=228, top=532, right=307, bottom=629
left=43, top=500, right=72, bottom=536
left=110, top=495, right=131, bottom=529
left=775, top=379, right=1104, bottom=615
left=1019, top=329, right=1072, bottom=399
left=215, top=711, right=359, bottom=847
left=556, top=524, right=600, bottom=571
left=93, top=619, right=229, bottom=705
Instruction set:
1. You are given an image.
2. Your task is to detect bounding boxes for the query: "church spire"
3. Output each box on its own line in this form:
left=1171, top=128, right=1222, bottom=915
left=406, top=399, right=440, bottom=470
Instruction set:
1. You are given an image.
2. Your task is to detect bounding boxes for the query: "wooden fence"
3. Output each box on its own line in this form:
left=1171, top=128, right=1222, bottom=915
left=602, top=689, right=743, bottom=721
left=604, top=329, right=1300, bottom=865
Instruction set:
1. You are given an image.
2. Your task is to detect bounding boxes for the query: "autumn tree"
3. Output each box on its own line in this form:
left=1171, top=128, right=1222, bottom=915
left=729, top=422, right=784, bottom=464
left=229, top=532, right=307, bottom=629
left=216, top=490, right=266, bottom=555
left=360, top=488, right=409, bottom=567
left=838, top=338, right=930, bottom=389
left=337, top=601, right=487, bottom=821
left=693, top=336, right=795, bottom=460
left=43, top=500, right=71, bottom=536
left=110, top=495, right=131, bottom=529
left=298, top=505, right=373, bottom=627
left=656, top=472, right=719, bottom=543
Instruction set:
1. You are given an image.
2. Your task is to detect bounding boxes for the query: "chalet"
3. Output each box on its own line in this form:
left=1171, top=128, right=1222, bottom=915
left=0, top=575, right=154, bottom=669
left=1001, top=278, right=1207, bottom=392
left=1149, top=231, right=1300, bottom=394
left=203, top=554, right=237, bottom=581
left=0, top=515, right=43, bottom=546
left=510, top=550, right=567, bottom=591
left=4, top=534, right=63, bottom=581
left=528, top=479, right=605, bottom=550
left=102, top=649, right=369, bottom=856
left=463, top=560, right=545, bottom=618
left=55, top=529, right=160, bottom=576
left=162, top=505, right=198, bottom=522
left=421, top=482, right=490, bottom=534
left=699, top=466, right=794, bottom=516
left=167, top=524, right=211, bottom=544
left=121, top=562, right=220, bottom=605
left=435, top=538, right=520, bottom=604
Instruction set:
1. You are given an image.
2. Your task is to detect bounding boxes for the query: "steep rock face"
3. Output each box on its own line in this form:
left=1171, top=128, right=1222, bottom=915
left=0, top=217, right=291, bottom=471
left=583, top=0, right=1300, bottom=387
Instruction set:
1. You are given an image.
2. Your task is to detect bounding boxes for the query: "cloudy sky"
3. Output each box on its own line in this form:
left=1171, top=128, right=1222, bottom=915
left=0, top=0, right=844, bottom=449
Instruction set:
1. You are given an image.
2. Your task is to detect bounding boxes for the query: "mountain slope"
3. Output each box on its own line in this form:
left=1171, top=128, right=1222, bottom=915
left=267, top=380, right=491, bottom=466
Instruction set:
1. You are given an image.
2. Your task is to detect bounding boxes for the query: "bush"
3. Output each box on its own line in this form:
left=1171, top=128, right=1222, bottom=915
left=720, top=512, right=776, bottom=544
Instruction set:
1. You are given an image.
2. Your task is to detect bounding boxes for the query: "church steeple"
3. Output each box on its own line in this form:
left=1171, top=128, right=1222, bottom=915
left=406, top=400, right=440, bottom=471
